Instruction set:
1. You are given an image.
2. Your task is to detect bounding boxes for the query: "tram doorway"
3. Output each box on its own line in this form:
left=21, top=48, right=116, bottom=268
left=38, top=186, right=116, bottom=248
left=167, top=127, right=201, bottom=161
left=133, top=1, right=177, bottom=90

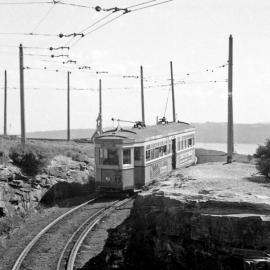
left=172, top=138, right=176, bottom=169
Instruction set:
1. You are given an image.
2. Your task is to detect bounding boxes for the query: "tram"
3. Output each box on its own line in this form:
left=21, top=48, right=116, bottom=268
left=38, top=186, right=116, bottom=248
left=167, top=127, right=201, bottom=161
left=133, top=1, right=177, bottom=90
left=94, top=120, right=196, bottom=193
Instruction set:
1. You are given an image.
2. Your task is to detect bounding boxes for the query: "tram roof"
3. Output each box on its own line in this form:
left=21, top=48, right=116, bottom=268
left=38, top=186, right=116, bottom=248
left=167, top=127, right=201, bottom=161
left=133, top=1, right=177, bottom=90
left=95, top=122, right=195, bottom=144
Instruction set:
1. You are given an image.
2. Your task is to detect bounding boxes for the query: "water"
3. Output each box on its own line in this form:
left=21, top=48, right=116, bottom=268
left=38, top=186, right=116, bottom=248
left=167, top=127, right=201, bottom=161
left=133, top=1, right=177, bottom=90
left=196, top=142, right=259, bottom=155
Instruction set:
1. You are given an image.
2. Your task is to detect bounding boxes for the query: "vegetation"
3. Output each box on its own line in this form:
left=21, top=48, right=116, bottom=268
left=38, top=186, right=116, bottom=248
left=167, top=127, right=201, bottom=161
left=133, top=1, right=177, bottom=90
left=254, top=139, right=270, bottom=178
left=0, top=136, right=94, bottom=166
left=9, top=143, right=52, bottom=176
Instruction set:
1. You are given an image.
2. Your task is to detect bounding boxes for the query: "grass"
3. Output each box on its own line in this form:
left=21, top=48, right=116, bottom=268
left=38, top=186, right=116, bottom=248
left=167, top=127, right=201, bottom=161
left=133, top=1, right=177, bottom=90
left=0, top=136, right=95, bottom=166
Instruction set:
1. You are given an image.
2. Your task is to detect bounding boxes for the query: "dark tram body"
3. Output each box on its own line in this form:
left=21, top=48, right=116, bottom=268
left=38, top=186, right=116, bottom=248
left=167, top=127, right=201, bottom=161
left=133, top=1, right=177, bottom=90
left=94, top=122, right=196, bottom=192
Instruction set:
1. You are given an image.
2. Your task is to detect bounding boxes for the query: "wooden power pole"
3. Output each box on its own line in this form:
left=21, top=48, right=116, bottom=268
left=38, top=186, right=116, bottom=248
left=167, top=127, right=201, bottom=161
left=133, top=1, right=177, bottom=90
left=3, top=70, right=7, bottom=136
left=99, top=79, right=102, bottom=131
left=227, top=35, right=234, bottom=163
left=140, top=65, right=145, bottom=124
left=19, top=44, right=26, bottom=145
left=170, top=61, right=176, bottom=122
left=67, top=71, right=71, bottom=141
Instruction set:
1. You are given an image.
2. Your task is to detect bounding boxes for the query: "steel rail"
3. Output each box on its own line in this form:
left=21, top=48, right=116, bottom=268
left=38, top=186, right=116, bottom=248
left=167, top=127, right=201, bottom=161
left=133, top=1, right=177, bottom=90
left=11, top=197, right=97, bottom=270
left=56, top=199, right=120, bottom=270
left=66, top=198, right=132, bottom=270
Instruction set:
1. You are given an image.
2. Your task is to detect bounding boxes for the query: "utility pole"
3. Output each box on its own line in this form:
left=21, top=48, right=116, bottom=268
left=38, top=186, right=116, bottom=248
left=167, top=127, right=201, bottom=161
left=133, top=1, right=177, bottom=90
left=90, top=79, right=103, bottom=142
left=99, top=79, right=102, bottom=132
left=140, top=65, right=145, bottom=124
left=170, top=61, right=176, bottom=122
left=19, top=44, right=25, bottom=145
left=67, top=71, right=70, bottom=141
left=227, top=35, right=234, bottom=163
left=3, top=70, right=7, bottom=136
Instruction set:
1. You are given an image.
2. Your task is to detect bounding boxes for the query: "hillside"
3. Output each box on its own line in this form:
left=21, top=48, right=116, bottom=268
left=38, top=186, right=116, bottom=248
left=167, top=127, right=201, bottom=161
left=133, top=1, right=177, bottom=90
left=27, top=129, right=95, bottom=139
left=193, top=122, right=270, bottom=144
left=25, top=123, right=270, bottom=144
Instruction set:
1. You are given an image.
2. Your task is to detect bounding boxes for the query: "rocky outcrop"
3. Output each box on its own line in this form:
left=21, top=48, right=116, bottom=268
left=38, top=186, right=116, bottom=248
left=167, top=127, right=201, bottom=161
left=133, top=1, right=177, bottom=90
left=0, top=155, right=95, bottom=219
left=81, top=163, right=270, bottom=270
left=82, top=196, right=270, bottom=270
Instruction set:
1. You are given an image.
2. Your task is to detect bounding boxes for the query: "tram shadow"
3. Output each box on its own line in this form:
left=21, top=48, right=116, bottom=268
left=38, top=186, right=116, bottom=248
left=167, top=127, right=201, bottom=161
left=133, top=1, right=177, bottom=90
left=40, top=179, right=96, bottom=207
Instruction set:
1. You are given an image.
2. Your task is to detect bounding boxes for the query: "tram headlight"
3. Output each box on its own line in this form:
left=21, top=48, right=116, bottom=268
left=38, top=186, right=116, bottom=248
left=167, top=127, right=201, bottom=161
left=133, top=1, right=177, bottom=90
left=105, top=176, right=111, bottom=182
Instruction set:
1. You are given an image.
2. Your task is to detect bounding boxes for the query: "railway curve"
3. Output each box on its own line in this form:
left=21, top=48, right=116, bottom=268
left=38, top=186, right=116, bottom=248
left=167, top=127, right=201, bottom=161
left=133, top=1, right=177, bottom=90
left=11, top=197, right=131, bottom=270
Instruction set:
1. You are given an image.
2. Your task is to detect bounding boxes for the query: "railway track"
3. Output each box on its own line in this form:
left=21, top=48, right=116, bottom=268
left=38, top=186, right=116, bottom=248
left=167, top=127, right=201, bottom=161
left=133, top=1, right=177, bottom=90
left=11, top=197, right=132, bottom=270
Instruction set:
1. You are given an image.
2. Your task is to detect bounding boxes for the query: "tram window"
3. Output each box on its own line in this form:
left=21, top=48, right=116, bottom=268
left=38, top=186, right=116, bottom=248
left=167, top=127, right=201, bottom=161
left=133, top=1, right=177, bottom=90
left=163, top=145, right=167, bottom=154
left=123, top=149, right=131, bottom=165
left=159, top=147, right=164, bottom=156
left=146, top=150, right=150, bottom=161
left=101, top=149, right=119, bottom=165
left=154, top=148, right=159, bottom=158
left=134, top=147, right=141, bottom=161
left=151, top=149, right=154, bottom=160
left=188, top=138, right=193, bottom=147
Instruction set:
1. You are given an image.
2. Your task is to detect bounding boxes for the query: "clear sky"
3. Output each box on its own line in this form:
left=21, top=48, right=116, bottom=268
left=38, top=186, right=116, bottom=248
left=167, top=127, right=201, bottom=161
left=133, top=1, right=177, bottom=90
left=0, top=0, right=269, bottom=134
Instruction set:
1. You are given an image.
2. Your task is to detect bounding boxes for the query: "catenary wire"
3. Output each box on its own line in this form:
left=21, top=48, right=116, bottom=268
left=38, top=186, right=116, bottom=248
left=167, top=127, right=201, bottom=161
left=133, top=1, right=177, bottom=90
left=31, top=3, right=56, bottom=33
left=130, top=0, right=173, bottom=12
left=69, top=13, right=124, bottom=48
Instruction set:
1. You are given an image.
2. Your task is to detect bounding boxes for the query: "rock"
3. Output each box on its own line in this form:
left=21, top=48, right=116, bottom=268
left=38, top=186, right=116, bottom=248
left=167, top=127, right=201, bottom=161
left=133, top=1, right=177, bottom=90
left=83, top=194, right=270, bottom=270
left=8, top=180, right=24, bottom=188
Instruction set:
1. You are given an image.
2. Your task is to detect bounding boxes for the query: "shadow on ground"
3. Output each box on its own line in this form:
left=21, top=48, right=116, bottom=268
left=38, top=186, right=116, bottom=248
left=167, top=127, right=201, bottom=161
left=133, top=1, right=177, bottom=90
left=245, top=175, right=270, bottom=188
left=40, top=180, right=95, bottom=207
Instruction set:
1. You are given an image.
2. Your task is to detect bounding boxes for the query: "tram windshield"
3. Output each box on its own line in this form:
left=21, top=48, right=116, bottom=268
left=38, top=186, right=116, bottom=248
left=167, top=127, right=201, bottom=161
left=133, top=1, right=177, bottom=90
left=100, top=148, right=119, bottom=165
left=123, top=148, right=131, bottom=165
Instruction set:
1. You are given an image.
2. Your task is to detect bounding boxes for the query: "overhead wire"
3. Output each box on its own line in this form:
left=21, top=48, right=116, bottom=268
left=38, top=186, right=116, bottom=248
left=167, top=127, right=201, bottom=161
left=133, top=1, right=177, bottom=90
left=63, top=12, right=114, bottom=47
left=0, top=32, right=58, bottom=37
left=66, top=0, right=174, bottom=48
left=163, top=86, right=171, bottom=117
left=126, top=0, right=158, bottom=9
left=30, top=2, right=56, bottom=33
left=57, top=1, right=93, bottom=9
left=0, top=1, right=52, bottom=5
left=69, top=13, right=125, bottom=48
left=130, top=0, right=173, bottom=12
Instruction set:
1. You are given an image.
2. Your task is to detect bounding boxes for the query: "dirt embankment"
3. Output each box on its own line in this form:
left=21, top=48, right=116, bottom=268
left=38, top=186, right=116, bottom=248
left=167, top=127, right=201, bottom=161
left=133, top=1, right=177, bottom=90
left=81, top=163, right=270, bottom=270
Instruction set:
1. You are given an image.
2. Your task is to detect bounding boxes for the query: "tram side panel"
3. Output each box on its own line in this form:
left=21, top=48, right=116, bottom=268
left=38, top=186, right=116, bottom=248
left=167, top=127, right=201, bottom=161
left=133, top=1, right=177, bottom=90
left=144, top=156, right=172, bottom=185
left=176, top=148, right=196, bottom=168
left=134, top=146, right=145, bottom=188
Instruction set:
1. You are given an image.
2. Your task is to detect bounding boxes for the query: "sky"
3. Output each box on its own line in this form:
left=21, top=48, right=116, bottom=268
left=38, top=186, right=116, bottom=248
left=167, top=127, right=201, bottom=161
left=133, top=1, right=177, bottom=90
left=0, top=0, right=270, bottom=134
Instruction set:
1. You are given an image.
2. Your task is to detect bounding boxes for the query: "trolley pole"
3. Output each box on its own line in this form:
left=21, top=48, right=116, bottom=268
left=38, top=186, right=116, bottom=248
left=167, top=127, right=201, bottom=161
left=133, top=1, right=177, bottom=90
left=99, top=79, right=102, bottom=131
left=227, top=35, right=234, bottom=163
left=19, top=44, right=26, bottom=145
left=67, top=71, right=70, bottom=141
left=170, top=61, right=176, bottom=122
left=3, top=70, right=7, bottom=136
left=140, top=65, right=145, bottom=124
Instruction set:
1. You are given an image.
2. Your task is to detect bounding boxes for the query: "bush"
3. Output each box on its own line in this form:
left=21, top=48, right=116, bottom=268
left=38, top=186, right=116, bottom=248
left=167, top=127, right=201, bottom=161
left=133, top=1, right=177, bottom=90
left=254, top=139, right=270, bottom=178
left=0, top=149, right=10, bottom=164
left=9, top=143, right=52, bottom=176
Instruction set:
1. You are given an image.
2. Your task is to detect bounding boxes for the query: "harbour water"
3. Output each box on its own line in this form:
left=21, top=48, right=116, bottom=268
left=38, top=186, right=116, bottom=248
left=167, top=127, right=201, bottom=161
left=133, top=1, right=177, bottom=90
left=196, top=142, right=259, bottom=155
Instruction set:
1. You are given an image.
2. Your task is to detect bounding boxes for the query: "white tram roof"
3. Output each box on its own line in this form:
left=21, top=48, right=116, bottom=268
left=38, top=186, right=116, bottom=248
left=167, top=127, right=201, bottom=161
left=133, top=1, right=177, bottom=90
left=95, top=122, right=195, bottom=144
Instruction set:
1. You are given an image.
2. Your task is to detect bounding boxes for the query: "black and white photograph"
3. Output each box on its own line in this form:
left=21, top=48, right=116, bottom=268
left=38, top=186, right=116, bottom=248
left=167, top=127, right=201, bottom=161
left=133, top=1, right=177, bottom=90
left=0, top=0, right=269, bottom=269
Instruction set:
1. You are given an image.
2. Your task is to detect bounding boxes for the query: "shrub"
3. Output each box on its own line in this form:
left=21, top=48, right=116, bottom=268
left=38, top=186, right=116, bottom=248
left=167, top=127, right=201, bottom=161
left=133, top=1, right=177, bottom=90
left=254, top=139, right=270, bottom=178
left=9, top=143, right=52, bottom=176
left=0, top=149, right=10, bottom=164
